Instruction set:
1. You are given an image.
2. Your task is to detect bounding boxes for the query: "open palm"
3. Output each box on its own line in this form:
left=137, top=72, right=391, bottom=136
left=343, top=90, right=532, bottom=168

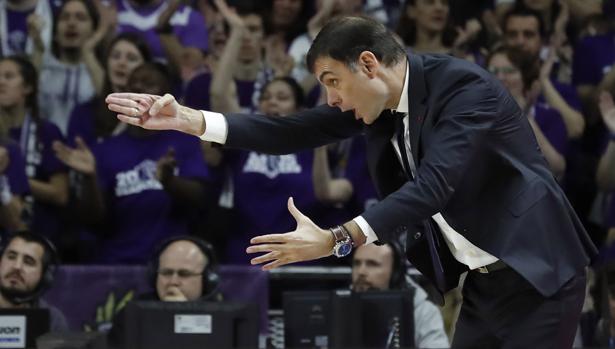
left=600, top=91, right=615, bottom=133
left=52, top=137, right=96, bottom=175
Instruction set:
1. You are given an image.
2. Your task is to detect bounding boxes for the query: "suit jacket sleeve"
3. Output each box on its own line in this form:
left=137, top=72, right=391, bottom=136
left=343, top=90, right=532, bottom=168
left=223, top=105, right=363, bottom=155
left=362, top=72, right=503, bottom=242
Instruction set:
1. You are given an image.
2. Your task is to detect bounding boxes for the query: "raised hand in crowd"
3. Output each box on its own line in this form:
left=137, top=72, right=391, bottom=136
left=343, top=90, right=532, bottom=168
left=0, top=147, right=9, bottom=174
left=599, top=91, right=615, bottom=134
left=52, top=137, right=96, bottom=175
left=265, top=35, right=294, bottom=78
left=156, top=147, right=177, bottom=184
left=451, top=18, right=482, bottom=58
left=596, top=91, right=615, bottom=194
left=26, top=13, right=46, bottom=68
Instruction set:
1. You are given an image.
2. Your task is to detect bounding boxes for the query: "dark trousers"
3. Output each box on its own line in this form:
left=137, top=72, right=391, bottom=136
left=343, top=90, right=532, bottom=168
left=451, top=267, right=586, bottom=349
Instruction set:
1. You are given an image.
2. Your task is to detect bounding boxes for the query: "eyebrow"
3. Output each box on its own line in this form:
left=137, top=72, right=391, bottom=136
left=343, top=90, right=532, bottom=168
left=318, top=71, right=332, bottom=83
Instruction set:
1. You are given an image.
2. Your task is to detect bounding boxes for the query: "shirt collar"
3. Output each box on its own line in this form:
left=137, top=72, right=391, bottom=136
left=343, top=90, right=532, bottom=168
left=393, top=61, right=410, bottom=114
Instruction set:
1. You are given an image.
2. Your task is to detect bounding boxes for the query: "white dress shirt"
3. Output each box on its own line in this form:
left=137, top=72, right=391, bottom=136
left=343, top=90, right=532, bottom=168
left=198, top=62, right=498, bottom=269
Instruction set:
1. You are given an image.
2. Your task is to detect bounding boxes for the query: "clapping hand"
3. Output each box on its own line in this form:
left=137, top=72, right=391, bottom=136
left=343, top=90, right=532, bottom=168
left=600, top=91, right=615, bottom=133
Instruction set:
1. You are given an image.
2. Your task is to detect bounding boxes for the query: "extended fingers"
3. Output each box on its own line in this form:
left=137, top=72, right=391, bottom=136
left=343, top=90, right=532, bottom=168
left=250, top=233, right=288, bottom=244
left=249, top=251, right=281, bottom=265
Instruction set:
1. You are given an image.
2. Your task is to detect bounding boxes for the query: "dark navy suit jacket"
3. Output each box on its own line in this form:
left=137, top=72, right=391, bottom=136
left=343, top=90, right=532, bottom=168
left=222, top=54, right=597, bottom=304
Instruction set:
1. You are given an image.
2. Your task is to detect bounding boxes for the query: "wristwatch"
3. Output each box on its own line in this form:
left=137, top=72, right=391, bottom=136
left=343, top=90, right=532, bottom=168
left=330, top=225, right=354, bottom=258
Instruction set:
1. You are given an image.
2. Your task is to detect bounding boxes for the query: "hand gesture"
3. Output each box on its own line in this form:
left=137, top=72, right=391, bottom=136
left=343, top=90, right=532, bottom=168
left=539, top=46, right=557, bottom=81
left=107, top=93, right=184, bottom=130
left=26, top=14, right=45, bottom=41
left=246, top=197, right=334, bottom=270
left=265, top=35, right=294, bottom=77
left=453, top=18, right=482, bottom=49
left=0, top=147, right=10, bottom=174
left=214, top=0, right=245, bottom=31
left=161, top=286, right=188, bottom=302
left=600, top=91, right=615, bottom=133
left=156, top=147, right=177, bottom=184
left=52, top=137, right=96, bottom=175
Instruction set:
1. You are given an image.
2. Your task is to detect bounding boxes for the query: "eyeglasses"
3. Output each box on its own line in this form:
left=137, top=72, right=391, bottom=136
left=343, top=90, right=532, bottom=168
left=157, top=268, right=203, bottom=279
left=488, top=66, right=519, bottom=75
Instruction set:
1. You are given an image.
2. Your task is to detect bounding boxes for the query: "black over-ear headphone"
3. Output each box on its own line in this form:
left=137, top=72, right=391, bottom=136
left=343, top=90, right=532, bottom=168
left=148, top=236, right=220, bottom=300
left=0, top=230, right=59, bottom=303
left=388, top=241, right=406, bottom=289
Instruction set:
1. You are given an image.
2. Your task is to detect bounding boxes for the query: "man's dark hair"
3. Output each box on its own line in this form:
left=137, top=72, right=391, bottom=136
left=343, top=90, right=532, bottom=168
left=502, top=5, right=546, bottom=39
left=306, top=16, right=406, bottom=74
left=2, top=231, right=58, bottom=273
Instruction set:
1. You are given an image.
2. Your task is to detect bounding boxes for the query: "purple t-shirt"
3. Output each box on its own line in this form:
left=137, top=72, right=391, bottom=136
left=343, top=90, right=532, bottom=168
left=9, top=119, right=66, bottom=241
left=66, top=99, right=104, bottom=147
left=532, top=103, right=569, bottom=156
left=0, top=142, right=30, bottom=198
left=115, top=0, right=208, bottom=60
left=183, top=72, right=263, bottom=113
left=92, top=130, right=210, bottom=264
left=1, top=0, right=61, bottom=56
left=316, top=137, right=379, bottom=228
left=3, top=7, right=33, bottom=55
left=572, top=33, right=615, bottom=86
left=222, top=149, right=322, bottom=264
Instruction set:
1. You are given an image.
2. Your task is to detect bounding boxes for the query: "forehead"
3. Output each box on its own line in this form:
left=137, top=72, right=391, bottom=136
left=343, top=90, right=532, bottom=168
left=241, top=14, right=263, bottom=27
left=159, top=241, right=207, bottom=266
left=488, top=53, right=512, bottom=66
left=265, top=80, right=292, bottom=93
left=62, top=1, right=88, bottom=14
left=111, top=40, right=140, bottom=54
left=313, top=56, right=352, bottom=81
left=506, top=16, right=539, bottom=32
left=4, top=238, right=44, bottom=261
left=353, top=244, right=393, bottom=262
left=0, top=59, right=19, bottom=71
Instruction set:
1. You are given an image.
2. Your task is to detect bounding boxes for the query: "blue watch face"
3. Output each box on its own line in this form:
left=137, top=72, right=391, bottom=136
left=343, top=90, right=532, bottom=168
left=337, top=242, right=352, bottom=257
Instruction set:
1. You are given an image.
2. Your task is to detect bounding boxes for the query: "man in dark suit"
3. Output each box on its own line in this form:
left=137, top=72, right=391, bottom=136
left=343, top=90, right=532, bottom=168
left=107, top=16, right=596, bottom=348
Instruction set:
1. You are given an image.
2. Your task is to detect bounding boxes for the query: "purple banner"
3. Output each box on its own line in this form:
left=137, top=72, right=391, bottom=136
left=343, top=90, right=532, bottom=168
left=43, top=265, right=269, bottom=332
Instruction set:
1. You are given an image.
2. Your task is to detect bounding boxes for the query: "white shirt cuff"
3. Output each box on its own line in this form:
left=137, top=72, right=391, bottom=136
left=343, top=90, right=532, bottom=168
left=353, top=216, right=379, bottom=245
left=199, top=110, right=228, bottom=144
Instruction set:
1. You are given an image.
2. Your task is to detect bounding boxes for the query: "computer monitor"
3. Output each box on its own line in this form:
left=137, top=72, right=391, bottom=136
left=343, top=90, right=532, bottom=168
left=121, top=301, right=259, bottom=349
left=283, top=291, right=330, bottom=349
left=283, top=290, right=415, bottom=349
left=0, top=308, right=50, bottom=349
left=330, top=289, right=415, bottom=349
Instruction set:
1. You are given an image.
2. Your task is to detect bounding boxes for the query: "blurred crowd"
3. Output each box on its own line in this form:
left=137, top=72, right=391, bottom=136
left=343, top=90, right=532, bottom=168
left=2, top=0, right=615, bottom=346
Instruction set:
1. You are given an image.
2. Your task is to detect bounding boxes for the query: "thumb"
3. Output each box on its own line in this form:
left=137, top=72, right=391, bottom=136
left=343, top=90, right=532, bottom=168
left=287, top=197, right=305, bottom=223
left=75, top=136, right=90, bottom=151
left=150, top=93, right=175, bottom=116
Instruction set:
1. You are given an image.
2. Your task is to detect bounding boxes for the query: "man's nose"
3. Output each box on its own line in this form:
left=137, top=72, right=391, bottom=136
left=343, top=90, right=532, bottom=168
left=326, top=89, right=341, bottom=108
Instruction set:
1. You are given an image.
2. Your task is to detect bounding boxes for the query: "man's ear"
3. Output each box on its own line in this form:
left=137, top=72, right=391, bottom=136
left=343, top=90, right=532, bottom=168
left=358, top=51, right=379, bottom=78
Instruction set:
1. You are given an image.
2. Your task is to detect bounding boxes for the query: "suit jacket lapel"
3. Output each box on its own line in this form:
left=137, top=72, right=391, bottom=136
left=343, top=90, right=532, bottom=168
left=407, top=54, right=428, bottom=165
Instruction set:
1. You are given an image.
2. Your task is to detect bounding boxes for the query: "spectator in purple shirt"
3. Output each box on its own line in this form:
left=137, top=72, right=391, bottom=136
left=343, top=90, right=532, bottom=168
left=487, top=47, right=568, bottom=179
left=115, top=0, right=209, bottom=76
left=30, top=0, right=115, bottom=134
left=0, top=0, right=59, bottom=57
left=66, top=32, right=152, bottom=147
left=503, top=5, right=585, bottom=139
left=0, top=55, right=68, bottom=245
left=53, top=62, right=211, bottom=264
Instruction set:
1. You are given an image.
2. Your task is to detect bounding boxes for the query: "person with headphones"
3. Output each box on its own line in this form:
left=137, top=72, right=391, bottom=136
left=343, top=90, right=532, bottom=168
left=0, top=230, right=67, bottom=331
left=108, top=236, right=221, bottom=347
left=351, top=242, right=449, bottom=348
left=149, top=236, right=222, bottom=302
